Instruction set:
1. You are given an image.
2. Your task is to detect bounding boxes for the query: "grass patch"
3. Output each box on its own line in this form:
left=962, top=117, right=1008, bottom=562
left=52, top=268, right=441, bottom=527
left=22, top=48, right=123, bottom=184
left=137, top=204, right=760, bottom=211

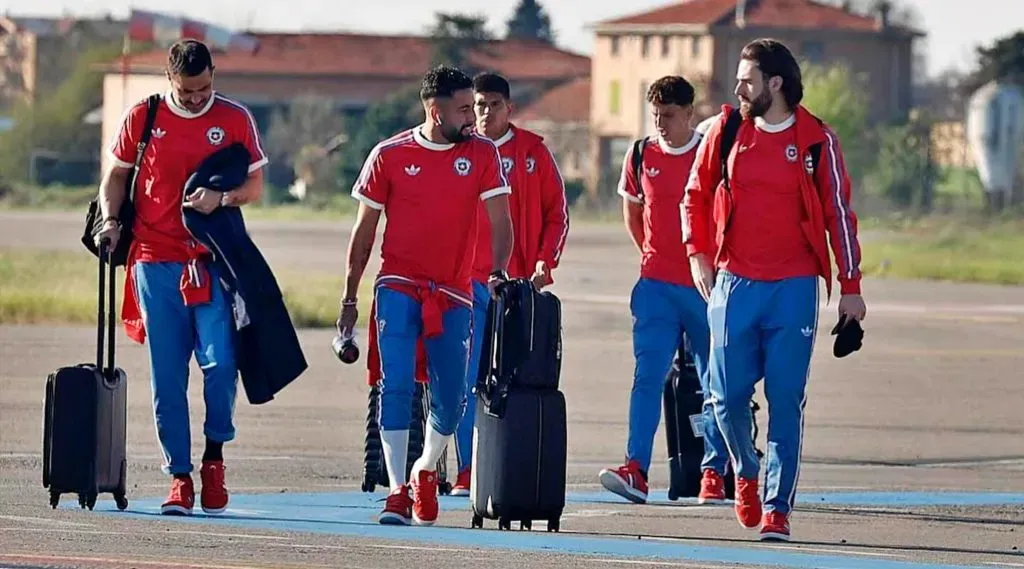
left=861, top=215, right=1024, bottom=285
left=0, top=248, right=370, bottom=328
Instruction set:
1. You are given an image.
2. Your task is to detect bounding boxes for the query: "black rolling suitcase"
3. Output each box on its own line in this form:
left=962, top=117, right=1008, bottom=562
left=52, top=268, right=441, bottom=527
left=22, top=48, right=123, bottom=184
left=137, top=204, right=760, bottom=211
left=470, top=279, right=566, bottom=532
left=361, top=382, right=451, bottom=495
left=663, top=335, right=761, bottom=501
left=42, top=243, right=129, bottom=511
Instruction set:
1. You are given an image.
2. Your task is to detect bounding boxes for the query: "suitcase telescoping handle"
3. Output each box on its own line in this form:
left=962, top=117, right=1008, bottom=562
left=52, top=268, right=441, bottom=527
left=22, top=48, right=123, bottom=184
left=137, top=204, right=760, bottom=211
left=96, top=239, right=117, bottom=383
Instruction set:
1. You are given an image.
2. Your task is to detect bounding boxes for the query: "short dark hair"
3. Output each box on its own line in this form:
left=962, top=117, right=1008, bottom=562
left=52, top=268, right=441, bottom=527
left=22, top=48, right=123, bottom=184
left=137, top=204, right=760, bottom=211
left=740, top=38, right=803, bottom=109
left=167, top=39, right=213, bottom=77
left=646, top=76, right=695, bottom=107
left=420, top=64, right=473, bottom=101
left=472, top=72, right=511, bottom=99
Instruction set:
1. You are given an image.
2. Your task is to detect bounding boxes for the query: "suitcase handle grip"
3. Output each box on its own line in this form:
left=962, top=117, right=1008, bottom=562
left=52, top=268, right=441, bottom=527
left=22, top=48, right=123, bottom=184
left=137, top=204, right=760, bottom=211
left=96, top=239, right=117, bottom=381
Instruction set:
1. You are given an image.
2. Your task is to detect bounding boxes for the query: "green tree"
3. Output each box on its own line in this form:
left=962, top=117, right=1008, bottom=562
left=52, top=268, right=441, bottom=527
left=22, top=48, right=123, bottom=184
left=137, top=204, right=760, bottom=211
left=967, top=31, right=1024, bottom=91
left=336, top=86, right=423, bottom=191
left=505, top=0, right=554, bottom=44
left=866, top=112, right=939, bottom=214
left=800, top=63, right=871, bottom=184
left=428, top=12, right=493, bottom=75
left=264, top=95, right=348, bottom=202
left=0, top=41, right=122, bottom=184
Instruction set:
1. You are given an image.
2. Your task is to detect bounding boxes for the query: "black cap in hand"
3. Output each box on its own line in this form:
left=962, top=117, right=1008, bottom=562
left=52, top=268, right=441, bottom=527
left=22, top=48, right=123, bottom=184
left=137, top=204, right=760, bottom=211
left=831, top=314, right=864, bottom=358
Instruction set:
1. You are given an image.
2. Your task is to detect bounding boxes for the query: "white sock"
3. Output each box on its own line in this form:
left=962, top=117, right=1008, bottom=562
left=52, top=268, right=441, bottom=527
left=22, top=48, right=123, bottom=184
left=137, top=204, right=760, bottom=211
left=411, top=426, right=452, bottom=477
left=380, top=429, right=409, bottom=492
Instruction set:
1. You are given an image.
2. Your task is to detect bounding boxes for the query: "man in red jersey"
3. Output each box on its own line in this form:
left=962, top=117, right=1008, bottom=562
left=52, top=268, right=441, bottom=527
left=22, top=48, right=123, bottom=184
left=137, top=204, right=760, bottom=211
left=683, top=39, right=867, bottom=542
left=597, top=76, right=730, bottom=506
left=447, top=71, right=569, bottom=496
left=93, top=39, right=268, bottom=516
left=337, top=64, right=514, bottom=527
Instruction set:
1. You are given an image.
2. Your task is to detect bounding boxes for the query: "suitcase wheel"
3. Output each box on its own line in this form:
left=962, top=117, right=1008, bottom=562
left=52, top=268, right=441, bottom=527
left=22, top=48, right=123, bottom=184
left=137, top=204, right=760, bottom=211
left=547, top=518, right=560, bottom=532
left=520, top=520, right=531, bottom=531
left=667, top=488, right=679, bottom=501
left=49, top=491, right=59, bottom=509
left=438, top=481, right=452, bottom=496
left=471, top=514, right=483, bottom=529
left=114, top=492, right=129, bottom=511
left=498, top=517, right=511, bottom=531
left=361, top=480, right=375, bottom=493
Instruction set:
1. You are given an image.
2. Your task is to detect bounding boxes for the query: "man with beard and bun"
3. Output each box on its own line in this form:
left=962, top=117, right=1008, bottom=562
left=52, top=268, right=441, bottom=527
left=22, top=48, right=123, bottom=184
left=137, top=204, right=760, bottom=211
left=597, top=75, right=730, bottom=507
left=447, top=71, right=569, bottom=496
left=683, top=39, right=866, bottom=542
left=337, top=64, right=513, bottom=527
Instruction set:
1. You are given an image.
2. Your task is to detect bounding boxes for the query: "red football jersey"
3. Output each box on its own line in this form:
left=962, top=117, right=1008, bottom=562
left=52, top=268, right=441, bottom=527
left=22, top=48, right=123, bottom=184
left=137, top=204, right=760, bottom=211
left=352, top=127, right=510, bottom=293
left=109, top=92, right=268, bottom=261
left=618, top=132, right=703, bottom=287
left=717, top=115, right=819, bottom=280
left=472, top=128, right=518, bottom=280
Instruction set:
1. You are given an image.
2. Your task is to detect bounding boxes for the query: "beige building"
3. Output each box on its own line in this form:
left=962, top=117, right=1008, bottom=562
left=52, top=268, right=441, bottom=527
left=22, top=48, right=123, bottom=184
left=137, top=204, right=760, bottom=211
left=586, top=0, right=923, bottom=196
left=0, top=15, right=126, bottom=110
left=518, top=76, right=591, bottom=182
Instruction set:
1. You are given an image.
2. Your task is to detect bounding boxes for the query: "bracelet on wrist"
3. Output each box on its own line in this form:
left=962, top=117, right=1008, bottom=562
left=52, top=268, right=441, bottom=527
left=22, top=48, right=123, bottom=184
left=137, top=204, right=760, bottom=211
left=340, top=298, right=358, bottom=307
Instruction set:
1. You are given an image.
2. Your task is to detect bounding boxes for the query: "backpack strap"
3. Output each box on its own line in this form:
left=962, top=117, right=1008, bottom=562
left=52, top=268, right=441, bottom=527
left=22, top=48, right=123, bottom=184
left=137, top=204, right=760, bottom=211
left=128, top=94, right=162, bottom=202
left=719, top=109, right=743, bottom=192
left=630, top=136, right=649, bottom=200
left=805, top=114, right=826, bottom=176
left=808, top=142, right=823, bottom=174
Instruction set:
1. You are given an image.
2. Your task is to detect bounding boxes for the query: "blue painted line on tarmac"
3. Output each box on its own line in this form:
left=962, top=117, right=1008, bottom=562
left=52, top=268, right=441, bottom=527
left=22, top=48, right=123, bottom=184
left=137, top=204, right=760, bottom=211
left=76, top=490, right=1015, bottom=569
left=568, top=489, right=1024, bottom=508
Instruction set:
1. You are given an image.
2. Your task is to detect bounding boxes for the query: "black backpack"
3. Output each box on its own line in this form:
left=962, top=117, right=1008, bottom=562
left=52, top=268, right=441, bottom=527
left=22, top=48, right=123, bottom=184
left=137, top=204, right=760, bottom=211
left=629, top=136, right=650, bottom=200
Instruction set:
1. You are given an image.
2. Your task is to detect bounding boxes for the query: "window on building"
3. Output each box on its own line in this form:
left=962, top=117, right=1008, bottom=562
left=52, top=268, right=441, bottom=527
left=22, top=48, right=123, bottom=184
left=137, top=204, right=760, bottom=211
left=661, top=35, right=671, bottom=57
left=609, top=80, right=621, bottom=115
left=641, top=35, right=650, bottom=58
left=691, top=36, right=701, bottom=58
left=801, top=40, right=824, bottom=64
left=610, top=36, right=619, bottom=56
left=640, top=81, right=655, bottom=136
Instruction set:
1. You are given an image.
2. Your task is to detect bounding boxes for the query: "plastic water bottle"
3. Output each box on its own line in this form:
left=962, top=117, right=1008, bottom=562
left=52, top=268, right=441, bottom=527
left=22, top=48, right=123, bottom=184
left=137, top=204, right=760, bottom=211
left=332, top=330, right=359, bottom=364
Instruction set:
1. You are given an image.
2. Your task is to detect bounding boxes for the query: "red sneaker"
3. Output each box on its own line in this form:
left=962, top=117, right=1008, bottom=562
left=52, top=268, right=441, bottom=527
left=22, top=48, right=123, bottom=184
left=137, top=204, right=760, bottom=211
left=698, top=469, right=726, bottom=505
left=411, top=470, right=439, bottom=526
left=200, top=460, right=229, bottom=514
left=735, top=476, right=762, bottom=529
left=598, top=460, right=648, bottom=504
left=379, top=485, right=413, bottom=525
left=760, top=511, right=791, bottom=541
left=451, top=467, right=471, bottom=497
left=161, top=476, right=194, bottom=516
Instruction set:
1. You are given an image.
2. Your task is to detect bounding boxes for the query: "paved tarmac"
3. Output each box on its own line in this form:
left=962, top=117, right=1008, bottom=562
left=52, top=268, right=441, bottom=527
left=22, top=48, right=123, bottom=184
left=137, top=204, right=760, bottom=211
left=1, top=210, right=1023, bottom=569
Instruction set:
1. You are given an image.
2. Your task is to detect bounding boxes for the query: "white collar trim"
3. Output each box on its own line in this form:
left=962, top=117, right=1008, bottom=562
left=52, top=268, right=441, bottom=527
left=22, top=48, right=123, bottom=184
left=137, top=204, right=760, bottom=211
left=492, top=127, right=514, bottom=148
left=164, top=90, right=216, bottom=119
left=754, top=113, right=796, bottom=133
left=658, top=129, right=701, bottom=155
left=414, top=125, right=454, bottom=151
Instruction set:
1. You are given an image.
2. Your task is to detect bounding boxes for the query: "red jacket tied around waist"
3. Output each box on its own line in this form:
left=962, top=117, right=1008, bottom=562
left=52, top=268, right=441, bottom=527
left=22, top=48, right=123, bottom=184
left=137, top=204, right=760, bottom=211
left=375, top=274, right=473, bottom=338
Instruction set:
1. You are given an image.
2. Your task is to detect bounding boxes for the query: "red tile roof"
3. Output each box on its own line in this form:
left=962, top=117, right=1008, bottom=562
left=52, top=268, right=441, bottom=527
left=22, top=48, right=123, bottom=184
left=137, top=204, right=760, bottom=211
left=518, top=77, right=591, bottom=123
left=598, top=0, right=916, bottom=33
left=99, top=32, right=590, bottom=81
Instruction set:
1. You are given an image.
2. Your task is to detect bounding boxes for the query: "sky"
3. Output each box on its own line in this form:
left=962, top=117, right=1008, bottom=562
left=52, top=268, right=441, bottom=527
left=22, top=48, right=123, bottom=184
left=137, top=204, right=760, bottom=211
left=2, top=0, right=1019, bottom=77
